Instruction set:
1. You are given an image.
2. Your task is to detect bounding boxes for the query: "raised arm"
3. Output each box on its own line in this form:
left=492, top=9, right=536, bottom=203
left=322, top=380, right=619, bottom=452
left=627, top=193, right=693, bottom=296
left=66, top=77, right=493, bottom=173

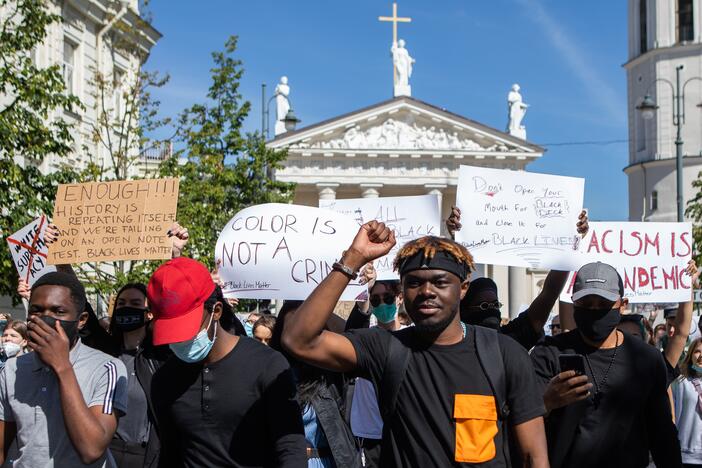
left=521, top=210, right=589, bottom=333
left=282, top=221, right=396, bottom=372
left=664, top=259, right=699, bottom=368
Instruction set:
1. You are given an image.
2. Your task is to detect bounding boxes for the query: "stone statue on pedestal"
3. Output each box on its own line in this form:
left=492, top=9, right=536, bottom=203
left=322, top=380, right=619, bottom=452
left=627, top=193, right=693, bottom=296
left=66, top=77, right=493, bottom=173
left=391, top=39, right=414, bottom=97
left=274, top=76, right=290, bottom=136
left=507, top=84, right=528, bottom=139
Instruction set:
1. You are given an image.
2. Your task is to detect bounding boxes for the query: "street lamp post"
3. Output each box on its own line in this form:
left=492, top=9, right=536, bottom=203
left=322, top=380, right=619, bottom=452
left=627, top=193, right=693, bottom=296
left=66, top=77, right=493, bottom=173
left=637, top=65, right=702, bottom=222
left=260, top=84, right=301, bottom=140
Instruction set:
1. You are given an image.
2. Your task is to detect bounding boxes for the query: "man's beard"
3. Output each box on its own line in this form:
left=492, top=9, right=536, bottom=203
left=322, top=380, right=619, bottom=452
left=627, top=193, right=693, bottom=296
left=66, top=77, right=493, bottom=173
left=414, top=306, right=459, bottom=336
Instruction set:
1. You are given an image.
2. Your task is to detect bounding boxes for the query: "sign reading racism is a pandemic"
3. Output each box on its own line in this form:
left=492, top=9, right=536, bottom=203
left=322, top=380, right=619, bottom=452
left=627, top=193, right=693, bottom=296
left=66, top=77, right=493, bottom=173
left=6, top=215, right=55, bottom=286
left=560, top=222, right=693, bottom=303
left=215, top=203, right=368, bottom=301
left=320, top=195, right=441, bottom=280
left=455, top=165, right=585, bottom=271
left=48, top=179, right=179, bottom=264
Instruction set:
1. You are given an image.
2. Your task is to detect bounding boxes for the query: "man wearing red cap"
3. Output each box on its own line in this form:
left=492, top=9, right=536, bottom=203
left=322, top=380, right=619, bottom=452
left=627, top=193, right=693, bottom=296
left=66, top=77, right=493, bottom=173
left=147, top=257, right=305, bottom=467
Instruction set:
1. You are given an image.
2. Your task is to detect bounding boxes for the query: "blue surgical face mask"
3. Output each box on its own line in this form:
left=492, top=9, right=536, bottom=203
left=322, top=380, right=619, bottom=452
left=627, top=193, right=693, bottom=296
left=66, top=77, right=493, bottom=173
left=170, top=314, right=217, bottom=363
left=692, top=364, right=702, bottom=374
left=244, top=322, right=254, bottom=337
left=372, top=303, right=398, bottom=324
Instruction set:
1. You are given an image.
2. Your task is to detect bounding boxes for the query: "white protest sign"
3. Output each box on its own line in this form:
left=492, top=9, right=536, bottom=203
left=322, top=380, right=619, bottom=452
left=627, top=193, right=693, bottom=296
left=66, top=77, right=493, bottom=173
left=320, top=195, right=441, bottom=280
left=455, top=166, right=584, bottom=270
left=559, top=222, right=693, bottom=303
left=5, top=215, right=56, bottom=286
left=215, top=204, right=368, bottom=301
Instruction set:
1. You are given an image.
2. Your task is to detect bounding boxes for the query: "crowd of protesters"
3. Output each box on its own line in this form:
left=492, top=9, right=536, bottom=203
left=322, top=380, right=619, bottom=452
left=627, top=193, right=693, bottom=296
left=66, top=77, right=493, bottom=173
left=0, top=207, right=699, bottom=468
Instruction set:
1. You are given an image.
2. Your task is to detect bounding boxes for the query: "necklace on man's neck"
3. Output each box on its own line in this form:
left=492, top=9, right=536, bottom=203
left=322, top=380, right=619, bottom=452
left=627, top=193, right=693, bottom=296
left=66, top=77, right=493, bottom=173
left=460, top=321, right=467, bottom=339
left=584, top=330, right=620, bottom=407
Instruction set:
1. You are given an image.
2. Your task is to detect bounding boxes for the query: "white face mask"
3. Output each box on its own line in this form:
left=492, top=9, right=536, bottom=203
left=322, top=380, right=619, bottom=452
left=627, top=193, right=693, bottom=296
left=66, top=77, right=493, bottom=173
left=2, top=342, right=21, bottom=358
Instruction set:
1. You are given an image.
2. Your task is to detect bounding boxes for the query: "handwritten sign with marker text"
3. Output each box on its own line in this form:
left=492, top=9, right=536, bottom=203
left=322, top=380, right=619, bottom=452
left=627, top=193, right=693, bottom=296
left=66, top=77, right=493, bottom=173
left=215, top=203, right=368, bottom=301
left=455, top=166, right=584, bottom=270
left=48, top=179, right=179, bottom=264
left=6, top=215, right=55, bottom=285
left=560, top=222, right=693, bottom=303
left=320, top=195, right=440, bottom=280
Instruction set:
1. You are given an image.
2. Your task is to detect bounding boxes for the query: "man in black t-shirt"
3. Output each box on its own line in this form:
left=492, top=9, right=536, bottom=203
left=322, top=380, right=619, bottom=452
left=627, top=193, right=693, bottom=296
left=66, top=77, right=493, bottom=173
left=283, top=221, right=548, bottom=467
left=530, top=261, right=681, bottom=468
left=146, top=257, right=306, bottom=468
left=447, top=206, right=589, bottom=350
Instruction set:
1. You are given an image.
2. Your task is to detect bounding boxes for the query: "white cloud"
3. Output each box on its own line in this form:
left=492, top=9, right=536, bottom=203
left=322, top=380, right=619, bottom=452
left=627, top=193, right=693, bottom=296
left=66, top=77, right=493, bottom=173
left=516, top=0, right=625, bottom=124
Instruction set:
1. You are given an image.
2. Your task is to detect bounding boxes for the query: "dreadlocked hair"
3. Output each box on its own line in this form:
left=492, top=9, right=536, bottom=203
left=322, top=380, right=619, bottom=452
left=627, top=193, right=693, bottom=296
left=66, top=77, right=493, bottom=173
left=393, top=236, right=475, bottom=273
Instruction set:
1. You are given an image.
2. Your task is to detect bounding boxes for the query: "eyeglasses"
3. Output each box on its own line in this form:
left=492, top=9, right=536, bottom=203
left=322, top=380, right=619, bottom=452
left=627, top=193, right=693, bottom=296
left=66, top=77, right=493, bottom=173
left=370, top=293, right=396, bottom=308
left=465, top=301, right=502, bottom=311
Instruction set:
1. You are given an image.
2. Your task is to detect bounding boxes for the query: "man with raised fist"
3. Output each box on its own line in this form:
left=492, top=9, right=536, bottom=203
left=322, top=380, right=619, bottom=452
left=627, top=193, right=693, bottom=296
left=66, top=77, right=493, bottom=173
left=283, top=221, right=548, bottom=468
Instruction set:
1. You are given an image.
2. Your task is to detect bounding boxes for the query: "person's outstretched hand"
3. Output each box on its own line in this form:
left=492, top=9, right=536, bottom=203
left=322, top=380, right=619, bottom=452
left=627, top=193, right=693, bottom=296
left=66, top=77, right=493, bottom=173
left=168, top=222, right=189, bottom=258
left=576, top=210, right=589, bottom=237
left=685, top=259, right=700, bottom=289
left=446, top=206, right=462, bottom=239
left=17, top=279, right=30, bottom=301
left=344, top=221, right=396, bottom=271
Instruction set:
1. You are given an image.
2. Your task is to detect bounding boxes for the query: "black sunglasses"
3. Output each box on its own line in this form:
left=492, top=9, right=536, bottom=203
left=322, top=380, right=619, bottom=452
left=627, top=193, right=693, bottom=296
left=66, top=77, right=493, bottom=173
left=370, top=293, right=396, bottom=308
left=466, top=301, right=502, bottom=311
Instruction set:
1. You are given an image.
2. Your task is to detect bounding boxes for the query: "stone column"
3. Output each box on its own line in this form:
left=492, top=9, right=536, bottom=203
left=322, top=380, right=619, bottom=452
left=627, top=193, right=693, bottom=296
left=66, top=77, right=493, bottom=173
left=360, top=184, right=382, bottom=199
left=317, top=183, right=339, bottom=201
left=508, top=266, right=528, bottom=319
left=425, top=184, right=447, bottom=235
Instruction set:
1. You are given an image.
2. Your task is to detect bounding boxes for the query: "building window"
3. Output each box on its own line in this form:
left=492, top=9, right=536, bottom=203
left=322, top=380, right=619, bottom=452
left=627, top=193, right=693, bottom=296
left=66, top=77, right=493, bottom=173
left=62, top=40, right=76, bottom=94
left=636, top=111, right=646, bottom=153
left=639, top=0, right=648, bottom=53
left=651, top=190, right=658, bottom=211
left=677, top=0, right=694, bottom=43
left=113, top=69, right=125, bottom=120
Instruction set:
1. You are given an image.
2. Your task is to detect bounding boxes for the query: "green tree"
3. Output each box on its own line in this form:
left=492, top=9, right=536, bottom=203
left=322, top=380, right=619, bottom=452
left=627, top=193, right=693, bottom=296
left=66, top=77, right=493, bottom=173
left=0, top=0, right=81, bottom=299
left=159, top=36, right=295, bottom=269
left=686, top=175, right=702, bottom=265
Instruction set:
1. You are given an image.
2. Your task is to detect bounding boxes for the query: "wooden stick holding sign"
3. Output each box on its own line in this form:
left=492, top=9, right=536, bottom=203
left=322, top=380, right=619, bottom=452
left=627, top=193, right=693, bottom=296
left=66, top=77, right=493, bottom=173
left=48, top=178, right=179, bottom=264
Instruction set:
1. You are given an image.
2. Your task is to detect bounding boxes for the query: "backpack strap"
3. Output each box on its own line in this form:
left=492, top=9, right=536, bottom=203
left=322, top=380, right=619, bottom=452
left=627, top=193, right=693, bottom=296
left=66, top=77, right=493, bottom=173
left=473, top=325, right=509, bottom=420
left=379, top=334, right=411, bottom=420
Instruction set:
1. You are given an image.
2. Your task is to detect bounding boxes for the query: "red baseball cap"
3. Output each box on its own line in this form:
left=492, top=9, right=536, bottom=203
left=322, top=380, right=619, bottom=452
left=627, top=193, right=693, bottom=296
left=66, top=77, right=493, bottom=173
left=147, top=257, right=216, bottom=346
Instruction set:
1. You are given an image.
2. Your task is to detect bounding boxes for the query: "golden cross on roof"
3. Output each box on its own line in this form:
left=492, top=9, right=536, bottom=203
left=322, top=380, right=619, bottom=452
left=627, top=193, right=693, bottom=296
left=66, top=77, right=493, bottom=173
left=379, top=2, right=412, bottom=83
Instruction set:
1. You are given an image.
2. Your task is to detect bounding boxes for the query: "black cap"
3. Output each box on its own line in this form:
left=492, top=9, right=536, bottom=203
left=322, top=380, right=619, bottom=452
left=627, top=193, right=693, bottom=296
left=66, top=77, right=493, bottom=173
left=572, top=262, right=624, bottom=302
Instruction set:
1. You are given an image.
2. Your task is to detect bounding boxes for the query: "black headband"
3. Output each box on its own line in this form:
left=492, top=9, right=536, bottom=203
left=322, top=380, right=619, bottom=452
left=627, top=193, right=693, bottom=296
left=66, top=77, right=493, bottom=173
left=398, top=250, right=470, bottom=281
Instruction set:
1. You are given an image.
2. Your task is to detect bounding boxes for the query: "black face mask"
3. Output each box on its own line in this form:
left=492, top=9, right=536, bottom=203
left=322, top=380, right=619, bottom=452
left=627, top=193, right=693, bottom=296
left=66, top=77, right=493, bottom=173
left=38, top=315, right=80, bottom=345
left=112, top=307, right=147, bottom=332
left=573, top=306, right=621, bottom=343
left=461, top=308, right=501, bottom=330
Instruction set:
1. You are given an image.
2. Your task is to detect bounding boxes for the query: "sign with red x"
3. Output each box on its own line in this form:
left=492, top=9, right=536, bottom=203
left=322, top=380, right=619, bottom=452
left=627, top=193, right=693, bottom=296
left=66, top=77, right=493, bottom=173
left=6, top=215, right=56, bottom=286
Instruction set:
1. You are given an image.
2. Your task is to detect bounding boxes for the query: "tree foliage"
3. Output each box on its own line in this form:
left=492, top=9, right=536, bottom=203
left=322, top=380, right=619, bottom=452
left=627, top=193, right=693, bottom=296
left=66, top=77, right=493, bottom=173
left=159, top=36, right=295, bottom=270
left=0, top=0, right=81, bottom=300
left=686, top=174, right=702, bottom=265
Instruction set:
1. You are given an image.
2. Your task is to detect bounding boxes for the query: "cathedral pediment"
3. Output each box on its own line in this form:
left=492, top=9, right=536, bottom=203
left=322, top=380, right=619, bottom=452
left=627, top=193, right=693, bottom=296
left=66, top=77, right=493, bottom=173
left=268, top=96, right=544, bottom=156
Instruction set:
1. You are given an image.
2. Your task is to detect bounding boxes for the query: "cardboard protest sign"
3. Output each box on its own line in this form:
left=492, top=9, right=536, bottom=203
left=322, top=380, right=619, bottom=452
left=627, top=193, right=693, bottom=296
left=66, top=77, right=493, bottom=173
left=559, top=222, right=693, bottom=303
left=215, top=203, right=368, bottom=301
left=455, top=166, right=584, bottom=270
left=6, top=215, right=56, bottom=285
left=320, top=195, right=440, bottom=280
left=48, top=179, right=179, bottom=264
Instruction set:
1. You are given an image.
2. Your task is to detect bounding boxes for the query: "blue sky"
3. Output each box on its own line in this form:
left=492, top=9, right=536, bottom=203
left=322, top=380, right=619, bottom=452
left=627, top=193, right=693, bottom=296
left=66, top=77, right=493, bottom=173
left=145, top=0, right=629, bottom=220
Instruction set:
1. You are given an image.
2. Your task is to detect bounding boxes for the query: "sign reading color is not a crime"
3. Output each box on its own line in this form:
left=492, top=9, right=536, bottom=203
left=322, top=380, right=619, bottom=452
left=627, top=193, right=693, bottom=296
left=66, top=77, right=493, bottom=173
left=215, top=203, right=368, bottom=301
left=455, top=165, right=585, bottom=271
left=48, top=179, right=179, bottom=264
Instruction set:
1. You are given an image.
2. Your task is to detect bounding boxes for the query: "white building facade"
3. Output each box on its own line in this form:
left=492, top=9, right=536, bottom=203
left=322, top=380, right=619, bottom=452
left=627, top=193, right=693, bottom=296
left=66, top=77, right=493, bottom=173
left=3, top=0, right=161, bottom=176
left=625, top=0, right=702, bottom=221
left=268, top=96, right=549, bottom=317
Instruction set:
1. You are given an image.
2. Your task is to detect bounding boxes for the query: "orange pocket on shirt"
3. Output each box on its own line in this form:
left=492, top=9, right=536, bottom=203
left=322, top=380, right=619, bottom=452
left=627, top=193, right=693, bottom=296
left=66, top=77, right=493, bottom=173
left=453, top=394, right=498, bottom=463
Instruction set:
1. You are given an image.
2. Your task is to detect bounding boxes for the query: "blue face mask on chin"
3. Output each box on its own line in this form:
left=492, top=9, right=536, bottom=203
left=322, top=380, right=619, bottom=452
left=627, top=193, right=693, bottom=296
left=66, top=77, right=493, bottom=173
left=243, top=322, right=254, bottom=337
left=372, top=303, right=398, bottom=324
left=170, top=314, right=217, bottom=363
left=692, top=364, right=702, bottom=374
